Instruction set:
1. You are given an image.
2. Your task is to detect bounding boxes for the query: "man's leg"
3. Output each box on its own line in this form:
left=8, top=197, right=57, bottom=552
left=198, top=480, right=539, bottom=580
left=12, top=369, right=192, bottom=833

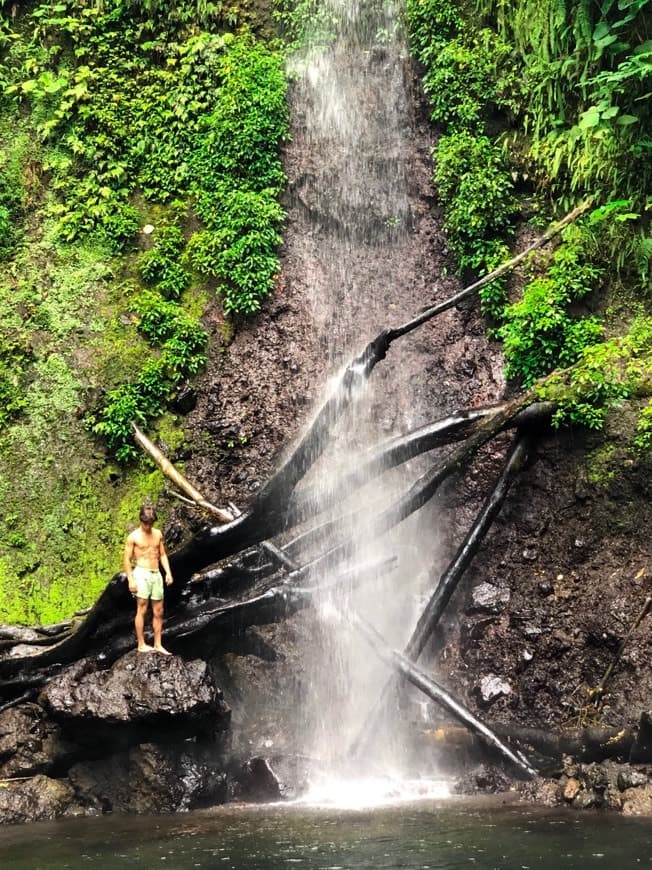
left=152, top=600, right=171, bottom=655
left=135, top=598, right=153, bottom=652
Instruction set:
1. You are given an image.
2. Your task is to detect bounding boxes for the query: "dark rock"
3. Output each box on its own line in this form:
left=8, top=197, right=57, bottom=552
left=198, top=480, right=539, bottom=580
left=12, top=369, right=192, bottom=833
left=40, top=652, right=231, bottom=748
left=67, top=753, right=131, bottom=814
left=469, top=582, right=510, bottom=614
left=617, top=768, right=649, bottom=791
left=537, top=580, right=553, bottom=597
left=630, top=712, right=652, bottom=763
left=127, top=743, right=228, bottom=813
left=0, top=774, right=75, bottom=824
left=452, top=763, right=511, bottom=794
left=172, top=385, right=197, bottom=415
left=0, top=703, right=78, bottom=778
left=69, top=742, right=229, bottom=815
left=232, top=756, right=282, bottom=802
left=461, top=617, right=496, bottom=647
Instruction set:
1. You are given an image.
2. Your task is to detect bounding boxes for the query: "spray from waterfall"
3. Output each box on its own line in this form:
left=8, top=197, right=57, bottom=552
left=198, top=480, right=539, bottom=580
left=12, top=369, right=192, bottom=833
left=284, top=0, right=449, bottom=804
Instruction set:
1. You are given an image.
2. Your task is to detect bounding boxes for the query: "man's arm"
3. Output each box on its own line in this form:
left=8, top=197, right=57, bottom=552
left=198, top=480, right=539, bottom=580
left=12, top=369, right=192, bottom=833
left=123, top=535, right=136, bottom=593
left=159, top=535, right=173, bottom=586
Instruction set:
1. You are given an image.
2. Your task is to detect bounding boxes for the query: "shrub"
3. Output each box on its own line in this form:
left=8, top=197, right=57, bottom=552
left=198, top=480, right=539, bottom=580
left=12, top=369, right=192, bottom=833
left=435, top=131, right=516, bottom=280
left=422, top=29, right=521, bottom=132
left=499, top=228, right=605, bottom=386
left=139, top=225, right=190, bottom=300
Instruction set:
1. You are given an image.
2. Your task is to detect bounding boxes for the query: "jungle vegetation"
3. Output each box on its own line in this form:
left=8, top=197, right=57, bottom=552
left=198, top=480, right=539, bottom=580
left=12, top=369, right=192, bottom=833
left=0, top=0, right=649, bottom=623
left=0, top=0, right=288, bottom=621
left=407, top=0, right=651, bottom=430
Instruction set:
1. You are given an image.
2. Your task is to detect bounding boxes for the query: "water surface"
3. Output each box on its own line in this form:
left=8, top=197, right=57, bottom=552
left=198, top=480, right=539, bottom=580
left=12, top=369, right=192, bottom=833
left=1, top=798, right=650, bottom=869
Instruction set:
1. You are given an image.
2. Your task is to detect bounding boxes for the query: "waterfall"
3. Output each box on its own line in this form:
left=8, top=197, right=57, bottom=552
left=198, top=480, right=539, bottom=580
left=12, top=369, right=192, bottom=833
left=283, top=0, right=450, bottom=803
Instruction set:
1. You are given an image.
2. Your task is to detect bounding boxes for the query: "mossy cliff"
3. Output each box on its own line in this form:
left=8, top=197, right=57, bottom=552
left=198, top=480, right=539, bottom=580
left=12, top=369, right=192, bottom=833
left=0, top=0, right=650, bottom=624
left=0, top=0, right=287, bottom=622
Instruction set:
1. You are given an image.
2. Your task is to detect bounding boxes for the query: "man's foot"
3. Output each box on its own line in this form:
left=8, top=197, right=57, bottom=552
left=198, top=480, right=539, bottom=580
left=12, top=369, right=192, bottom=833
left=137, top=643, right=154, bottom=653
left=153, top=645, right=172, bottom=655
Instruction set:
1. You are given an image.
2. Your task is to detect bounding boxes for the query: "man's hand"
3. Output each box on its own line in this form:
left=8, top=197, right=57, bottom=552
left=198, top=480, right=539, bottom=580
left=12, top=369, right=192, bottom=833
left=165, top=574, right=173, bottom=586
left=128, top=575, right=137, bottom=594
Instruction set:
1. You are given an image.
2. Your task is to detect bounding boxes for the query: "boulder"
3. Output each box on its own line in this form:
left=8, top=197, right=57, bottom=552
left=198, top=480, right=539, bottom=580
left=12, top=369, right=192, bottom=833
left=40, top=652, right=230, bottom=748
left=0, top=774, right=74, bottom=824
left=469, top=583, right=510, bottom=614
left=68, top=742, right=228, bottom=814
left=231, top=756, right=282, bottom=802
left=0, top=702, right=78, bottom=778
left=621, top=785, right=652, bottom=816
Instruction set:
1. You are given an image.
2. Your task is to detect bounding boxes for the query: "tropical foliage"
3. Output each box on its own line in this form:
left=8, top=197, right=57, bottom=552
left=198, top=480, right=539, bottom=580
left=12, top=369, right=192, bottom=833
left=0, top=0, right=288, bottom=620
left=406, top=0, right=651, bottom=429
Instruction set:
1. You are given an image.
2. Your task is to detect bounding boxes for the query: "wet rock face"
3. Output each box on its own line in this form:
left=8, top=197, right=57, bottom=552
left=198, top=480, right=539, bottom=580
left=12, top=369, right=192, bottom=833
left=230, top=756, right=282, bottom=802
left=0, top=653, right=257, bottom=824
left=68, top=743, right=229, bottom=815
left=40, top=652, right=231, bottom=744
left=0, top=702, right=78, bottom=778
left=0, top=774, right=75, bottom=825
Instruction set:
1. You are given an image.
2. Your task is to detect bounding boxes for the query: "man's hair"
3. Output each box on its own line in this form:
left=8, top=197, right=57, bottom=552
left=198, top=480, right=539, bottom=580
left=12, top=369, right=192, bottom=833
left=139, top=504, right=158, bottom=524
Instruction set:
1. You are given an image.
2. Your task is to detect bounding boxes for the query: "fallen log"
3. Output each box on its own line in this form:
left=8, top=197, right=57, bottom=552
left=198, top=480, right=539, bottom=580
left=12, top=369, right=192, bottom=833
left=287, top=402, right=553, bottom=528
left=303, top=390, right=536, bottom=575
left=406, top=433, right=532, bottom=661
left=349, top=433, right=533, bottom=759
left=343, top=607, right=538, bottom=779
left=133, top=423, right=234, bottom=523
left=420, top=722, right=636, bottom=764
left=389, top=201, right=591, bottom=341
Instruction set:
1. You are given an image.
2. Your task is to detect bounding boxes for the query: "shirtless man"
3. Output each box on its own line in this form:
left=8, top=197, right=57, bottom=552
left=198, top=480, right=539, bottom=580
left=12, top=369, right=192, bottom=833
left=123, top=504, right=174, bottom=654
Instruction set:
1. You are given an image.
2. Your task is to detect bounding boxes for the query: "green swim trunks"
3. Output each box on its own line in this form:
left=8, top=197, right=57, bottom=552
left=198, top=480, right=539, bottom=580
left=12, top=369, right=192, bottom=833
left=133, top=565, right=164, bottom=601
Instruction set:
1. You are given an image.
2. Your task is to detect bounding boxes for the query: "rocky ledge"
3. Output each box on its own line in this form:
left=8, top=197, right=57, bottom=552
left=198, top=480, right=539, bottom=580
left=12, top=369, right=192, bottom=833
left=0, top=651, right=280, bottom=824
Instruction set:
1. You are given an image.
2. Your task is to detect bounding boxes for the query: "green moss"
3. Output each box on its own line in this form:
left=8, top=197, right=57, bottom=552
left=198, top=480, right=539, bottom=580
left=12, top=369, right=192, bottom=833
left=586, top=444, right=617, bottom=489
left=152, top=412, right=187, bottom=455
left=0, top=458, right=168, bottom=625
left=536, top=315, right=652, bottom=432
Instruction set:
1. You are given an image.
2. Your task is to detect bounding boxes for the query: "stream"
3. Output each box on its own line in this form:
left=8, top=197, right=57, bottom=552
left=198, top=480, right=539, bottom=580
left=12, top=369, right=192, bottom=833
left=1, top=799, right=651, bottom=868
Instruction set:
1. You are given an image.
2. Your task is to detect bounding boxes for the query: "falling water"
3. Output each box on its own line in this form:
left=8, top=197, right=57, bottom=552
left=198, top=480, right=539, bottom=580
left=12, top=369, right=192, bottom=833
left=284, top=0, right=450, bottom=804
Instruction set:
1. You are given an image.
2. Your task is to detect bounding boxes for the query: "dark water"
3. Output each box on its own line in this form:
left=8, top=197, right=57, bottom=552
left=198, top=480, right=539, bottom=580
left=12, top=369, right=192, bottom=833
left=0, top=799, right=651, bottom=869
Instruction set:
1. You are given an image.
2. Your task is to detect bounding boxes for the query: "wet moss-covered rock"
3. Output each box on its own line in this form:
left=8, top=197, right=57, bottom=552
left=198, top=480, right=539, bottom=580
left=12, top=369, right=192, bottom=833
left=0, top=774, right=75, bottom=825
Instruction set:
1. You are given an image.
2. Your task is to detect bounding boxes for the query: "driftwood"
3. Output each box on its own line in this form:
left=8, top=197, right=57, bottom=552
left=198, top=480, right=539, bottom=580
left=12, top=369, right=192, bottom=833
left=287, top=402, right=553, bottom=528
left=301, top=390, right=536, bottom=575
left=133, top=424, right=234, bottom=522
left=406, top=433, right=533, bottom=661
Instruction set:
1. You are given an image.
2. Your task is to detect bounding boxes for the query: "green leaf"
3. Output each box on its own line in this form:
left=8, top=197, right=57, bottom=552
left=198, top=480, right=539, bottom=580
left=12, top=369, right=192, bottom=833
left=616, top=114, right=639, bottom=125
left=592, top=21, right=611, bottom=41
left=579, top=108, right=601, bottom=128
left=594, top=33, right=619, bottom=49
